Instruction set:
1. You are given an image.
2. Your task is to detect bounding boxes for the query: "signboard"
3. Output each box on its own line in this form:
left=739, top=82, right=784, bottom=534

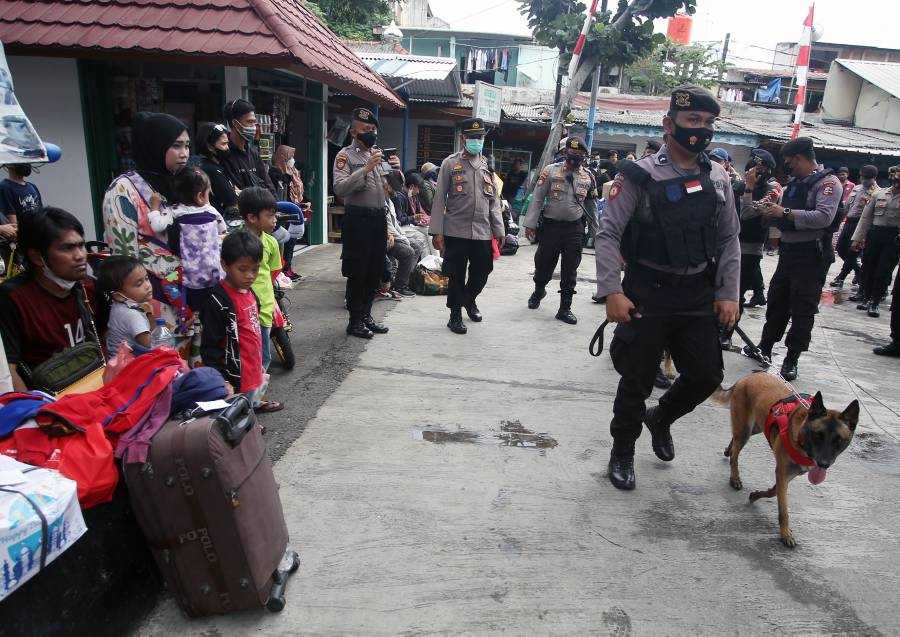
left=0, top=42, right=48, bottom=164
left=472, top=81, right=502, bottom=125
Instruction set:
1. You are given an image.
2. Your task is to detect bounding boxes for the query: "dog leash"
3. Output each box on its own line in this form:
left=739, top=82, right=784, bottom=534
left=589, top=308, right=642, bottom=357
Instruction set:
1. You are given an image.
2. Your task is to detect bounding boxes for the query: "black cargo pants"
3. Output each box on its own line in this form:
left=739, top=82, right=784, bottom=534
left=533, top=218, right=583, bottom=295
left=341, top=206, right=387, bottom=322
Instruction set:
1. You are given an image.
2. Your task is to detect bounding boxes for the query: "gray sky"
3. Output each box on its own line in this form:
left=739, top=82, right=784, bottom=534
left=428, top=0, right=900, bottom=68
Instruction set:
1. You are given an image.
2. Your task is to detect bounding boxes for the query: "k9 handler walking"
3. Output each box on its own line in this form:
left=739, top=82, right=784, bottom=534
left=429, top=118, right=505, bottom=335
left=595, top=85, right=740, bottom=491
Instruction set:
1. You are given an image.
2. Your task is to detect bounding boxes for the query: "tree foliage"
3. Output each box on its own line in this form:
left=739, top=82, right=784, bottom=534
left=626, top=40, right=728, bottom=94
left=303, top=0, right=393, bottom=41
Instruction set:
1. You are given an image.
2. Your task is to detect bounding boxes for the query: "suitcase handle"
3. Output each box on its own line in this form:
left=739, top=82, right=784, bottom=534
left=213, top=395, right=256, bottom=447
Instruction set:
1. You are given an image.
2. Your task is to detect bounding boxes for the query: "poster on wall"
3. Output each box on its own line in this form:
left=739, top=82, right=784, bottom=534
left=0, top=42, right=49, bottom=164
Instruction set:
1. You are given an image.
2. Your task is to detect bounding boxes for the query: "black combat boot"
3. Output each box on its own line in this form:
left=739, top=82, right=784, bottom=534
left=527, top=286, right=546, bottom=309
left=608, top=441, right=636, bottom=491
left=867, top=301, right=881, bottom=318
left=745, top=291, right=766, bottom=308
left=654, top=367, right=672, bottom=389
left=873, top=340, right=900, bottom=357
left=346, top=320, right=374, bottom=339
left=555, top=293, right=577, bottom=324
left=781, top=351, right=800, bottom=381
left=829, top=276, right=844, bottom=289
left=643, top=405, right=675, bottom=462
left=465, top=302, right=483, bottom=322
left=447, top=308, right=467, bottom=334
left=363, top=316, right=389, bottom=334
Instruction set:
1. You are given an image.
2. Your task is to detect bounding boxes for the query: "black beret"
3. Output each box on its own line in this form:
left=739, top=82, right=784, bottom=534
left=458, top=117, right=487, bottom=136
left=669, top=84, right=720, bottom=116
left=565, top=136, right=588, bottom=153
left=352, top=107, right=378, bottom=126
left=749, top=148, right=776, bottom=169
left=781, top=136, right=815, bottom=157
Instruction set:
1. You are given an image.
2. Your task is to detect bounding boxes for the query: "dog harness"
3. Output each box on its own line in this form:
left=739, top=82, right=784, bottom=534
left=764, top=394, right=816, bottom=467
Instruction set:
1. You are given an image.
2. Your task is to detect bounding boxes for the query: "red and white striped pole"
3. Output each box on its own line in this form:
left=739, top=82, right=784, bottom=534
left=790, top=3, right=815, bottom=139
left=568, top=0, right=601, bottom=79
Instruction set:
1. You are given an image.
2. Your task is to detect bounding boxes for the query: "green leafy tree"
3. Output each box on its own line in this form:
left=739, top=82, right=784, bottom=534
left=519, top=0, right=697, bottom=172
left=627, top=40, right=728, bottom=95
left=303, top=0, right=393, bottom=41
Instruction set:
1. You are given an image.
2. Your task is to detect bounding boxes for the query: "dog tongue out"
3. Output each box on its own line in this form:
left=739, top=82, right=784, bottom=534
left=808, top=466, right=827, bottom=485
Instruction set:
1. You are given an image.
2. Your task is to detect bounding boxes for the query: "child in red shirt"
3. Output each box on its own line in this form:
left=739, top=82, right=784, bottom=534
left=199, top=231, right=284, bottom=412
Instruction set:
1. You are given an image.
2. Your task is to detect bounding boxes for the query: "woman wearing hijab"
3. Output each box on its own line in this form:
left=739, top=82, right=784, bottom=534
left=270, top=144, right=308, bottom=281
left=102, top=112, right=194, bottom=336
left=196, top=121, right=238, bottom=219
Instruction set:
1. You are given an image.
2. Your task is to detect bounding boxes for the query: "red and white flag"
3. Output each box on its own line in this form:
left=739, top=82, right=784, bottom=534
left=791, top=3, right=815, bottom=139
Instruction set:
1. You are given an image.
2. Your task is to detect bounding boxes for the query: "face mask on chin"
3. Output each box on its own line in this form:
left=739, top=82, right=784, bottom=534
left=42, top=265, right=77, bottom=291
left=671, top=123, right=714, bottom=154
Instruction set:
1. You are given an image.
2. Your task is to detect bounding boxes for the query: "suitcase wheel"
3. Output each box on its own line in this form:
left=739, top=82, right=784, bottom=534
left=266, top=549, right=300, bottom=613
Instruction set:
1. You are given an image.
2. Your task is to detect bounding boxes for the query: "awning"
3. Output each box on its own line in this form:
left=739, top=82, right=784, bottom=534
left=0, top=0, right=405, bottom=109
left=356, top=53, right=460, bottom=103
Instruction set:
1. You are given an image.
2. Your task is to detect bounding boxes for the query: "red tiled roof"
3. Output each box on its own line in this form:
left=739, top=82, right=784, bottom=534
left=0, top=0, right=405, bottom=109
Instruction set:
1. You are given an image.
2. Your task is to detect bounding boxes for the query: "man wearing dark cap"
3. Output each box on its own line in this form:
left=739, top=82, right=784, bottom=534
left=524, top=136, right=597, bottom=324
left=743, top=137, right=842, bottom=380
left=595, top=84, right=740, bottom=491
left=739, top=148, right=782, bottom=308
left=220, top=98, right=276, bottom=193
left=429, top=117, right=505, bottom=334
left=836, top=166, right=855, bottom=206
left=333, top=107, right=403, bottom=338
left=833, top=164, right=879, bottom=290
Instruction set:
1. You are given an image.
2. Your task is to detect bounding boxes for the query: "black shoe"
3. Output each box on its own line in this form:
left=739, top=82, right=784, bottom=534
left=346, top=322, right=374, bottom=339
left=780, top=358, right=799, bottom=381
left=829, top=277, right=844, bottom=289
left=745, top=293, right=766, bottom=308
left=742, top=344, right=771, bottom=366
left=465, top=303, right=483, bottom=322
left=867, top=302, right=880, bottom=318
left=555, top=308, right=577, bottom=324
left=654, top=368, right=672, bottom=389
left=528, top=288, right=546, bottom=309
left=395, top=287, right=416, bottom=298
left=363, top=316, right=389, bottom=334
left=448, top=310, right=467, bottom=335
left=608, top=452, right=636, bottom=491
left=644, top=406, right=674, bottom=462
left=873, top=341, right=900, bottom=357
left=592, top=294, right=606, bottom=304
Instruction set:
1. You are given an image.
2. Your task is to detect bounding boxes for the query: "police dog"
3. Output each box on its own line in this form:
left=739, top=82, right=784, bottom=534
left=712, top=372, right=859, bottom=547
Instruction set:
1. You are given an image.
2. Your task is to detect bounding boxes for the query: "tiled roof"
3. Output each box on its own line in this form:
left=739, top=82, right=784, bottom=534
left=0, top=0, right=404, bottom=108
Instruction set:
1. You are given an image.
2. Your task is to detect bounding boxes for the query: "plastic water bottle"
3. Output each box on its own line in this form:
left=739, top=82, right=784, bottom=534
left=149, top=318, right=176, bottom=350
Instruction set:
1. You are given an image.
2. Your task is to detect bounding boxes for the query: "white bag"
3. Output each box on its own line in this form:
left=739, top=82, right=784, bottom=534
left=418, top=254, right=443, bottom=272
left=0, top=457, right=87, bottom=601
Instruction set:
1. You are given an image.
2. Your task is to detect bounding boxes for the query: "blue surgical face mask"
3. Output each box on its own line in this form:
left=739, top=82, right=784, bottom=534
left=465, top=138, right=484, bottom=155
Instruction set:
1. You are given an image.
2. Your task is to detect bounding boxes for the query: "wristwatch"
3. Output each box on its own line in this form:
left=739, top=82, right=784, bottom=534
left=782, top=208, right=792, bottom=220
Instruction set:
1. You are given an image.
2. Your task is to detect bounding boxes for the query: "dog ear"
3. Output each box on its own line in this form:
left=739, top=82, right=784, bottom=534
left=808, top=392, right=826, bottom=419
left=841, top=400, right=860, bottom=431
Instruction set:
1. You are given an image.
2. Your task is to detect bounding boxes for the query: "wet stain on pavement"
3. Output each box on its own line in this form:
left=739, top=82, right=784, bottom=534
left=601, top=606, right=633, bottom=636
left=670, top=483, right=707, bottom=495
left=822, top=326, right=883, bottom=346
left=497, top=420, right=558, bottom=449
left=851, top=431, right=900, bottom=475
left=490, top=588, right=509, bottom=603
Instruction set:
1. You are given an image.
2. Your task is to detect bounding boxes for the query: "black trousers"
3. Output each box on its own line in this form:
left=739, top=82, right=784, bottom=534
left=533, top=218, right=583, bottom=295
left=608, top=267, right=723, bottom=447
left=858, top=226, right=899, bottom=302
left=835, top=216, right=861, bottom=281
left=760, top=242, right=826, bottom=354
left=341, top=208, right=387, bottom=322
left=739, top=253, right=764, bottom=299
left=442, top=235, right=494, bottom=309
left=891, top=267, right=899, bottom=341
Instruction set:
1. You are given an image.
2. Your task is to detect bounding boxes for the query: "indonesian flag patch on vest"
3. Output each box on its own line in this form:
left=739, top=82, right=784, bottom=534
left=684, top=179, right=703, bottom=194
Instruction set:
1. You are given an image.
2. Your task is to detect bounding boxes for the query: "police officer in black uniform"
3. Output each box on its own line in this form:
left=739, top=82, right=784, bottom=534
left=743, top=137, right=842, bottom=380
left=595, top=85, right=741, bottom=491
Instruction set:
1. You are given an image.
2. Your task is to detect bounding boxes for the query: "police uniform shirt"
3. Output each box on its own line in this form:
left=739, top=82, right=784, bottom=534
left=852, top=186, right=900, bottom=241
left=845, top=180, right=879, bottom=220
left=594, top=144, right=741, bottom=302
left=333, top=139, right=398, bottom=209
left=429, top=150, right=504, bottom=240
left=772, top=168, right=842, bottom=243
left=523, top=161, right=597, bottom=228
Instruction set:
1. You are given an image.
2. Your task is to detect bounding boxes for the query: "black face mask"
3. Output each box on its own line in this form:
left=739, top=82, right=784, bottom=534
left=12, top=164, right=32, bottom=178
left=214, top=147, right=229, bottom=162
left=565, top=154, right=585, bottom=168
left=357, top=131, right=378, bottom=148
left=671, top=124, right=714, bottom=154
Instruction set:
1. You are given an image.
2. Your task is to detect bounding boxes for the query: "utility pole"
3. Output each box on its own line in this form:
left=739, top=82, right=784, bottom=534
left=553, top=45, right=565, bottom=109
left=585, top=0, right=608, bottom=151
left=719, top=32, right=730, bottom=79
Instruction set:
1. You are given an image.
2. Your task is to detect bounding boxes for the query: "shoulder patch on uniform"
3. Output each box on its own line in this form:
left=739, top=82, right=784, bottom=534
left=537, top=168, right=549, bottom=186
left=335, top=152, right=348, bottom=169
left=608, top=181, right=622, bottom=201
left=822, top=183, right=834, bottom=197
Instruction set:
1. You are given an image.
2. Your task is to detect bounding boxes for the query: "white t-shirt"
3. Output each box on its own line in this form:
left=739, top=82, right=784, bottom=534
left=106, top=301, right=151, bottom=355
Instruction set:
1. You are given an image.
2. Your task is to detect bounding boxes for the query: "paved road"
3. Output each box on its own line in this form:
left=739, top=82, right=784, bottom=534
left=139, top=244, right=899, bottom=636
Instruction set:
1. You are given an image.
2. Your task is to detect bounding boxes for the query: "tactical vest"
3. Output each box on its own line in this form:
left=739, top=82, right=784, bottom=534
left=739, top=181, right=773, bottom=244
left=782, top=169, right=835, bottom=231
left=619, top=160, right=719, bottom=268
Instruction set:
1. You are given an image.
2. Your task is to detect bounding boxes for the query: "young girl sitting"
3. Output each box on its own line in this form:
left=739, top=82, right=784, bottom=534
left=97, top=255, right=155, bottom=354
left=148, top=166, right=227, bottom=312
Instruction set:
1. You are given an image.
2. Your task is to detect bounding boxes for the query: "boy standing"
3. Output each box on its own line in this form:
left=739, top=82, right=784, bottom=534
left=0, top=163, right=43, bottom=224
left=200, top=230, right=283, bottom=412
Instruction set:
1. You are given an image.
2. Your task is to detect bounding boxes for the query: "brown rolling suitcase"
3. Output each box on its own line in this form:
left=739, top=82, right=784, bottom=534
left=125, top=396, right=298, bottom=617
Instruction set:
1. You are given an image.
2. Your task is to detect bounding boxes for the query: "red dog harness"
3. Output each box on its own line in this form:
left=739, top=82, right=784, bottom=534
left=764, top=394, right=816, bottom=467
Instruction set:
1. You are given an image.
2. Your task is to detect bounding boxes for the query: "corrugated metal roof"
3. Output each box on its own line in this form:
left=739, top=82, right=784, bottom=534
left=834, top=59, right=900, bottom=100
left=357, top=52, right=460, bottom=102
left=0, top=0, right=405, bottom=109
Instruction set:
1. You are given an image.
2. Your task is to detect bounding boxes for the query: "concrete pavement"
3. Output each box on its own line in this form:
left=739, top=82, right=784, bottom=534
left=138, top=244, right=899, bottom=635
